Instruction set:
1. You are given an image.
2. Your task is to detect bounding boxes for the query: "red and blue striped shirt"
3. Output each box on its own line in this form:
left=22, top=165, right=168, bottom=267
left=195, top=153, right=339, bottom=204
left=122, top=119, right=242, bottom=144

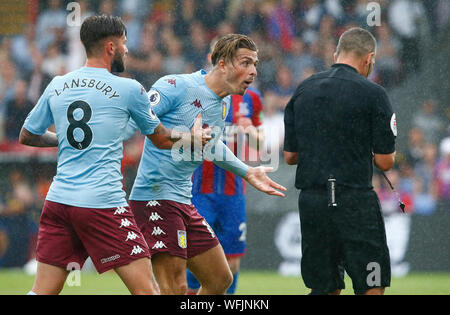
left=192, top=87, right=263, bottom=196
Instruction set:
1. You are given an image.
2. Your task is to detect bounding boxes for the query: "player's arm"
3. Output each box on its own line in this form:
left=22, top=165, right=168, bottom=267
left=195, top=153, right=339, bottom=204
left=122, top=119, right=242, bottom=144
left=19, top=127, right=58, bottom=147
left=148, top=115, right=210, bottom=150
left=211, top=139, right=286, bottom=197
left=19, top=82, right=57, bottom=148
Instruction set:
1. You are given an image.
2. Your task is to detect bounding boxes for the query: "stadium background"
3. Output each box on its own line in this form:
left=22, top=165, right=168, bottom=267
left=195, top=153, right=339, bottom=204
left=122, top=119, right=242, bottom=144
left=0, top=0, right=449, bottom=294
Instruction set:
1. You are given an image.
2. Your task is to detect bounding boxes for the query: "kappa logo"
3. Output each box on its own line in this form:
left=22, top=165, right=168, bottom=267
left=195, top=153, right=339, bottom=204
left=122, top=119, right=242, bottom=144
left=120, top=218, right=132, bottom=228
left=114, top=206, right=128, bottom=215
left=152, top=226, right=166, bottom=236
left=147, top=200, right=161, bottom=207
left=130, top=245, right=145, bottom=255
left=191, top=99, right=203, bottom=109
left=149, top=212, right=163, bottom=221
left=100, top=254, right=120, bottom=264
left=202, top=220, right=216, bottom=238
left=125, top=231, right=140, bottom=241
left=165, top=78, right=176, bottom=87
left=177, top=230, right=187, bottom=249
left=152, top=241, right=167, bottom=249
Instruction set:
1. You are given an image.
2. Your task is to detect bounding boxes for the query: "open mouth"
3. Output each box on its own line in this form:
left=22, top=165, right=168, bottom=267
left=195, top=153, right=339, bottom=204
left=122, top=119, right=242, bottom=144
left=243, top=80, right=253, bottom=87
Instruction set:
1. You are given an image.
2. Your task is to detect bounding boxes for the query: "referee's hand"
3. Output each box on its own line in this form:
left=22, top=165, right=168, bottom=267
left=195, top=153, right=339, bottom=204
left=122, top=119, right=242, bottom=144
left=244, top=166, right=287, bottom=197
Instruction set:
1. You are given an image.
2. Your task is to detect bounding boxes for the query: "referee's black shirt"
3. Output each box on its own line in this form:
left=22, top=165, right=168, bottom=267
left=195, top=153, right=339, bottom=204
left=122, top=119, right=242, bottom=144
left=283, top=63, right=396, bottom=190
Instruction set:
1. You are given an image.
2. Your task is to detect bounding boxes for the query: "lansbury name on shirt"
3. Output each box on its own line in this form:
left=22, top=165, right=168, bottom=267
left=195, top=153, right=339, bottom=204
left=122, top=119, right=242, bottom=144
left=54, top=78, right=120, bottom=99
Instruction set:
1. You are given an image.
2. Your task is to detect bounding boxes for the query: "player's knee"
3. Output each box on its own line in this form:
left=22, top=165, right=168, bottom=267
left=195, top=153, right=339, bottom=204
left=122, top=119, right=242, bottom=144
left=215, top=269, right=234, bottom=293
left=158, top=274, right=188, bottom=295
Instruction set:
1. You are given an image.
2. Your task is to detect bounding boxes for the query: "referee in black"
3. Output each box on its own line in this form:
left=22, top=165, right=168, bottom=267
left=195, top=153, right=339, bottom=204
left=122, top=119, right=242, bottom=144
left=283, top=27, right=397, bottom=295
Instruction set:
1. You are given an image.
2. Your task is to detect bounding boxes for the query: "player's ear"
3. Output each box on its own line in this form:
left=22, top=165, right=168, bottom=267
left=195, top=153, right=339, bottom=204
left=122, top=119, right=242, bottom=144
left=105, top=39, right=115, bottom=57
left=333, top=52, right=337, bottom=63
left=217, top=59, right=227, bottom=73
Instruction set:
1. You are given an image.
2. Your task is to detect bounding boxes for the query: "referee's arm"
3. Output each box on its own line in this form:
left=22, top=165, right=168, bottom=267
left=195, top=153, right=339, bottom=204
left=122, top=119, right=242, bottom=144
left=373, top=152, right=395, bottom=171
left=283, top=97, right=298, bottom=165
left=372, top=85, right=397, bottom=172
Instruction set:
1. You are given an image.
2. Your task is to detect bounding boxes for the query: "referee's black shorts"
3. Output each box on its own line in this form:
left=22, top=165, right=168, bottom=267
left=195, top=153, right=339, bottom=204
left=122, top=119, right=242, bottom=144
left=298, top=188, right=391, bottom=294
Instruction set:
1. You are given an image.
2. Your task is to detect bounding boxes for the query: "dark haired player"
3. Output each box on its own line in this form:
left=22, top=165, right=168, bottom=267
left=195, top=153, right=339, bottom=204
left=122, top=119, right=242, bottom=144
left=20, top=15, right=207, bottom=295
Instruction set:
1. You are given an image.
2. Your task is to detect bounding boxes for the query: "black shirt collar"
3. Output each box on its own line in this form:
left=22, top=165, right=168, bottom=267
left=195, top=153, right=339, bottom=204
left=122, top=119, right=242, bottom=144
left=331, top=63, right=358, bottom=74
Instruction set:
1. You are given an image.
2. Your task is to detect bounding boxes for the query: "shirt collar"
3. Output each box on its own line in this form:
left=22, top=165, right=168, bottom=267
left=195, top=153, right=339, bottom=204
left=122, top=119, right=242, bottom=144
left=331, top=63, right=359, bottom=74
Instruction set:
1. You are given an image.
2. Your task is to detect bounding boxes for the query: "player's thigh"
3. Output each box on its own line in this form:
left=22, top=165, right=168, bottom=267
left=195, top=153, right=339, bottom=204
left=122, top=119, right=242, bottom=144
left=336, top=190, right=391, bottom=295
left=187, top=243, right=232, bottom=288
left=36, top=201, right=88, bottom=271
left=152, top=252, right=188, bottom=294
left=298, top=191, right=345, bottom=292
left=32, top=261, right=69, bottom=295
left=70, top=205, right=151, bottom=274
left=115, top=257, right=159, bottom=295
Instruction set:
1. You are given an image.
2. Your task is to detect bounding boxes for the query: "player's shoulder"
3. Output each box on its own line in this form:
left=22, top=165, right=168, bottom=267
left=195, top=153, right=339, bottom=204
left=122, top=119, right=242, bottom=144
left=153, top=73, right=191, bottom=90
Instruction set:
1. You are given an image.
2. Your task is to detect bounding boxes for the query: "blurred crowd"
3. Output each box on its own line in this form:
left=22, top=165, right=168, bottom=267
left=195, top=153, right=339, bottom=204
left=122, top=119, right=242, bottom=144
left=0, top=0, right=449, bottom=268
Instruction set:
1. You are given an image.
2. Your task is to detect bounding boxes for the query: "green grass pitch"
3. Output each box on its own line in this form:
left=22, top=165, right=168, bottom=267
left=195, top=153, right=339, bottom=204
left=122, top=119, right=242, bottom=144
left=0, top=270, right=449, bottom=295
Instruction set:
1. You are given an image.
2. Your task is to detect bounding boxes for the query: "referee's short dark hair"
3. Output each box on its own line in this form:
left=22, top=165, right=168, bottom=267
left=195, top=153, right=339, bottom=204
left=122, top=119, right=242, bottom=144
left=80, top=15, right=127, bottom=57
left=336, top=27, right=377, bottom=58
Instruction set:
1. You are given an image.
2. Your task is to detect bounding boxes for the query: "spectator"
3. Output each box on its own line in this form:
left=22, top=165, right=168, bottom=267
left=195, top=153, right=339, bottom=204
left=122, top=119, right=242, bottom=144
left=285, top=38, right=316, bottom=85
left=412, top=100, right=445, bottom=144
left=121, top=11, right=143, bottom=53
left=173, top=0, right=197, bottom=38
left=434, top=137, right=450, bottom=202
left=66, top=0, right=93, bottom=72
left=35, top=0, right=67, bottom=52
left=10, top=25, right=37, bottom=78
left=162, top=36, right=187, bottom=74
left=374, top=23, right=401, bottom=87
left=267, top=0, right=297, bottom=52
left=127, top=22, right=164, bottom=89
left=414, top=143, right=438, bottom=215
left=405, top=127, right=426, bottom=167
left=99, top=0, right=116, bottom=16
left=0, top=169, right=36, bottom=268
left=388, top=0, right=424, bottom=74
left=234, top=0, right=265, bottom=35
left=264, top=64, right=296, bottom=113
left=197, top=0, right=227, bottom=32
left=5, top=80, right=34, bottom=141
left=41, top=43, right=67, bottom=78
left=184, top=21, right=209, bottom=70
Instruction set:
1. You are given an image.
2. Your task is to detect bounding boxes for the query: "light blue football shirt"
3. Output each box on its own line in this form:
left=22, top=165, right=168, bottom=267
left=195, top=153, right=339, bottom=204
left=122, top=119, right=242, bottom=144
left=23, top=67, right=160, bottom=208
left=129, top=70, right=236, bottom=204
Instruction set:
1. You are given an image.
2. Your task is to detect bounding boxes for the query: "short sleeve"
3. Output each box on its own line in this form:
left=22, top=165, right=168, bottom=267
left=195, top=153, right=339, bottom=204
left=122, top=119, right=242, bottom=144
left=371, top=86, right=396, bottom=154
left=127, top=80, right=160, bottom=135
left=148, top=75, right=186, bottom=117
left=283, top=96, right=297, bottom=152
left=23, top=82, right=54, bottom=135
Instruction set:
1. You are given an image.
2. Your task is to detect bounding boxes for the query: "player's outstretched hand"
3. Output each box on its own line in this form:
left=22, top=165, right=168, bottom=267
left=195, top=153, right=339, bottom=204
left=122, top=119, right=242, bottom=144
left=191, top=113, right=212, bottom=147
left=244, top=166, right=286, bottom=197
